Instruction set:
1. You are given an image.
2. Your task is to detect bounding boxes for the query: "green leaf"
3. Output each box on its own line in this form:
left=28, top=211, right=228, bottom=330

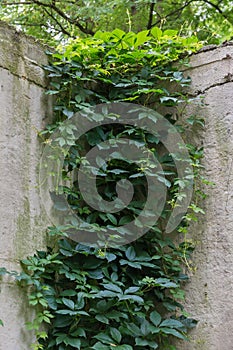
left=120, top=259, right=142, bottom=269
left=151, top=27, right=162, bottom=39
left=56, top=310, right=77, bottom=315
left=163, top=29, right=178, bottom=37
left=119, top=295, right=144, bottom=303
left=160, top=319, right=184, bottom=329
left=71, top=328, right=86, bottom=337
left=102, top=283, right=122, bottom=294
left=119, top=216, right=132, bottom=225
left=125, top=246, right=136, bottom=261
left=106, top=213, right=118, bottom=225
left=94, top=333, right=113, bottom=344
left=95, top=300, right=108, bottom=312
left=64, top=337, right=81, bottom=348
left=92, top=342, right=109, bottom=350
left=108, top=169, right=128, bottom=175
left=150, top=311, right=162, bottom=326
left=45, top=296, right=57, bottom=310
left=56, top=334, right=67, bottom=345
left=0, top=268, right=7, bottom=276
left=110, top=327, right=122, bottom=343
left=61, top=290, right=77, bottom=297
left=112, top=28, right=125, bottom=39
left=59, top=248, right=73, bottom=257
left=136, top=338, right=150, bottom=346
left=181, top=317, right=198, bottom=329
left=124, top=286, right=140, bottom=294
left=62, top=108, right=74, bottom=118
left=105, top=253, right=117, bottom=262
left=160, top=96, right=178, bottom=104
left=62, top=298, right=75, bottom=310
left=107, top=310, right=127, bottom=320
left=140, top=319, right=150, bottom=336
left=83, top=257, right=102, bottom=269
left=95, top=314, right=109, bottom=324
left=53, top=315, right=73, bottom=328
left=135, top=30, right=149, bottom=46
left=161, top=327, right=187, bottom=340
left=56, top=310, right=88, bottom=316
left=88, top=269, right=104, bottom=279
left=111, top=346, right=133, bottom=350
left=153, top=278, right=178, bottom=288
left=124, top=323, right=141, bottom=336
left=129, top=172, right=144, bottom=178
left=46, top=89, right=60, bottom=95
left=97, top=290, right=118, bottom=298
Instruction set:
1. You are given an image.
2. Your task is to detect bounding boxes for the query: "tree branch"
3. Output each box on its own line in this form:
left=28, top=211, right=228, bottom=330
left=1, top=0, right=76, bottom=4
left=151, top=0, right=195, bottom=27
left=202, top=0, right=223, bottom=13
left=42, top=6, right=72, bottom=37
left=147, top=1, right=156, bottom=30
left=201, top=0, right=232, bottom=22
left=31, top=0, right=95, bottom=35
left=1, top=0, right=94, bottom=35
left=151, top=0, right=231, bottom=28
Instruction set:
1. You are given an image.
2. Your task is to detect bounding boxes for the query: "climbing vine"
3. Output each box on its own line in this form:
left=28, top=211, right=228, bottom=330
left=1, top=28, right=205, bottom=350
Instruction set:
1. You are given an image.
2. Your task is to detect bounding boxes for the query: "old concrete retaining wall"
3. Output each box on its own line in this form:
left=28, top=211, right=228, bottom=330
left=0, top=21, right=233, bottom=350
left=177, top=43, right=233, bottom=350
left=0, top=22, right=51, bottom=349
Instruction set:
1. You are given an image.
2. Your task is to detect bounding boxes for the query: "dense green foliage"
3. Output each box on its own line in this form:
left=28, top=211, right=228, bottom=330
left=0, top=0, right=232, bottom=44
left=0, top=29, right=206, bottom=350
left=44, top=28, right=200, bottom=113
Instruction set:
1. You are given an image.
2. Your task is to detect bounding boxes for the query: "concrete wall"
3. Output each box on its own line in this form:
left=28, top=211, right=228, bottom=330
left=178, top=43, right=233, bottom=350
left=0, top=21, right=233, bottom=350
left=0, top=22, right=51, bottom=349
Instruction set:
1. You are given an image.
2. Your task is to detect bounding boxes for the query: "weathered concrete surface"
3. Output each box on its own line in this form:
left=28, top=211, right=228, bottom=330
left=177, top=44, right=233, bottom=350
left=0, top=21, right=51, bottom=349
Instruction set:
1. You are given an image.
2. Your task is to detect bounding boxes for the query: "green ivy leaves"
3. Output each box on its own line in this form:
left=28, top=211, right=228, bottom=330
left=0, top=27, right=204, bottom=350
left=15, top=237, right=196, bottom=349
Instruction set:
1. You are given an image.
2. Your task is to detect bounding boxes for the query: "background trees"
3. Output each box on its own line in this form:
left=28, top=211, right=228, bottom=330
left=0, top=0, right=232, bottom=45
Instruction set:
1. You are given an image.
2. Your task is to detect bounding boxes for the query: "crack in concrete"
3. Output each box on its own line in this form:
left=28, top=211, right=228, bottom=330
left=188, top=79, right=233, bottom=97
left=0, top=63, right=47, bottom=89
left=183, top=55, right=233, bottom=71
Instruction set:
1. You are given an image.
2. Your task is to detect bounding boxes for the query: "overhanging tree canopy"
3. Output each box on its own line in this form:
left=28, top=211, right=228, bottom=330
left=0, top=0, right=232, bottom=44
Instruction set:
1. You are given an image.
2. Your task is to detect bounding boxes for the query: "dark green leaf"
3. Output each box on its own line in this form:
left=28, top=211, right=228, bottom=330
left=62, top=298, right=75, bottom=310
left=102, top=283, right=122, bottom=294
left=95, top=314, right=109, bottom=324
left=150, top=311, right=162, bottom=326
left=92, top=342, right=109, bottom=350
left=110, top=327, right=122, bottom=343
left=160, top=319, right=184, bottom=329
left=125, top=247, right=136, bottom=261
left=161, top=328, right=187, bottom=340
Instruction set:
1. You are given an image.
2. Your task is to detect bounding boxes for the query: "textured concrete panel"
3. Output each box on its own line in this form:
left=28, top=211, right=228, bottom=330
left=177, top=44, right=233, bottom=350
left=0, top=22, right=51, bottom=350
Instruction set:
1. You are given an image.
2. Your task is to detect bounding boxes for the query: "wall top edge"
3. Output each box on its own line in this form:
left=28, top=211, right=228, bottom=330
left=0, top=21, right=51, bottom=87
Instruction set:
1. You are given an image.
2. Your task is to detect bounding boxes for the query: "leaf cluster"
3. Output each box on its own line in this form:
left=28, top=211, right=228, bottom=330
left=18, top=238, right=197, bottom=350
left=44, top=28, right=200, bottom=116
left=2, top=28, right=204, bottom=350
